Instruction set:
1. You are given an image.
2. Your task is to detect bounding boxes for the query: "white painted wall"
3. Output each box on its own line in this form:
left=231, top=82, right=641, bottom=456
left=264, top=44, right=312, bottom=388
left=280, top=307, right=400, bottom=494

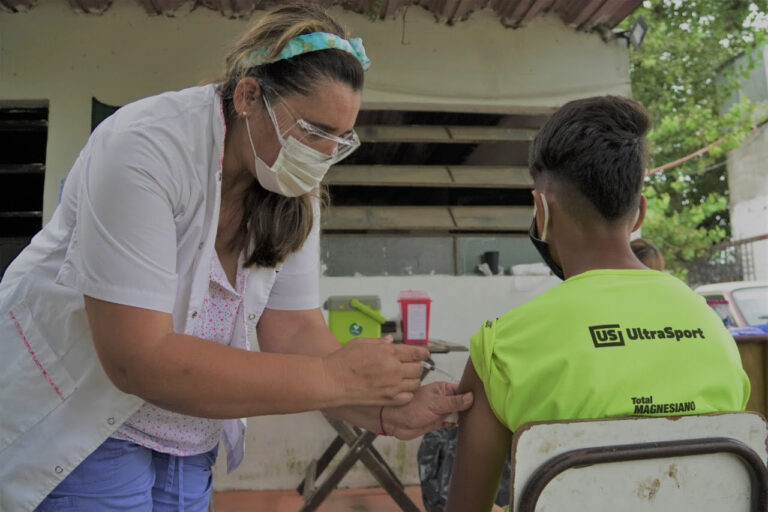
left=727, top=123, right=768, bottom=282
left=212, top=274, right=560, bottom=490
left=0, top=1, right=630, bottom=221
left=1, top=0, right=627, bottom=492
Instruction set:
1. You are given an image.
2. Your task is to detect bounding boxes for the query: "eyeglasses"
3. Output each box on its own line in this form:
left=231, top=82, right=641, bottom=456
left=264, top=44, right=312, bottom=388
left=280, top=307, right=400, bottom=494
left=261, top=87, right=360, bottom=164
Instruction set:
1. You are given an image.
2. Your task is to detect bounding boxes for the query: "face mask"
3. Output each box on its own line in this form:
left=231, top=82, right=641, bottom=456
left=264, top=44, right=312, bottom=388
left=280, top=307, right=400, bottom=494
left=528, top=193, right=565, bottom=280
left=245, top=116, right=332, bottom=197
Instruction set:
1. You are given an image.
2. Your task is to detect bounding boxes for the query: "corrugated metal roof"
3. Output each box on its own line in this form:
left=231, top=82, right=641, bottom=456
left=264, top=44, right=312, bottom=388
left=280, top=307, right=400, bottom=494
left=0, top=0, right=641, bottom=29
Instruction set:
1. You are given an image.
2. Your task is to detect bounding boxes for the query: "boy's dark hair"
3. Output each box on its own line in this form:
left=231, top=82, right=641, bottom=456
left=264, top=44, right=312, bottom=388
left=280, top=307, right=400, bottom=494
left=528, top=95, right=651, bottom=220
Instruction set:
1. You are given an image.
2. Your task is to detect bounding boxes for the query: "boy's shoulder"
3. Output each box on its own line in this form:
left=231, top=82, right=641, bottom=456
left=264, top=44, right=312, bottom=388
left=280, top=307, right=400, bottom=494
left=493, top=269, right=700, bottom=331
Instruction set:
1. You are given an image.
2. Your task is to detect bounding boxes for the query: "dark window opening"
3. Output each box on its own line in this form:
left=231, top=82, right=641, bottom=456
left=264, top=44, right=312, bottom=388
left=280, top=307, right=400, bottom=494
left=325, top=109, right=544, bottom=233
left=92, top=97, right=121, bottom=132
left=0, top=101, right=48, bottom=276
left=328, top=185, right=533, bottom=207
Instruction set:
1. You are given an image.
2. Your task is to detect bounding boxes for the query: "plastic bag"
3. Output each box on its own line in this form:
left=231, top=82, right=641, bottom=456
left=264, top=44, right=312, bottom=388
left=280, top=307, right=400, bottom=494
left=418, top=428, right=511, bottom=511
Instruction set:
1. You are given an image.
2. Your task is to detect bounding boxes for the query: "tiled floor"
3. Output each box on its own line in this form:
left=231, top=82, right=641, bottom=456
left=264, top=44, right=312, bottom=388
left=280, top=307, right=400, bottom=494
left=212, top=487, right=426, bottom=512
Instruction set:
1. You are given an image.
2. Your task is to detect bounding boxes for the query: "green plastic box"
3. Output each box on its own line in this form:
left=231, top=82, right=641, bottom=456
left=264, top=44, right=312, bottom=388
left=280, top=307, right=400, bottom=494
left=324, top=295, right=386, bottom=345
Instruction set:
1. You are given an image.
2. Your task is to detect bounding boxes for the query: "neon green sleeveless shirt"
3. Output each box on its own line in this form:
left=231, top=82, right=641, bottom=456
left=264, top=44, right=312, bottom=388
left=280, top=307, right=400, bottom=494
left=470, top=269, right=750, bottom=432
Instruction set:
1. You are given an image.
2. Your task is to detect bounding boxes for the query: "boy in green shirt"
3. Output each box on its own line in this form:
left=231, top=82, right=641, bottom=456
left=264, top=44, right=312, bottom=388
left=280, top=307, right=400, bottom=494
left=446, top=96, right=749, bottom=512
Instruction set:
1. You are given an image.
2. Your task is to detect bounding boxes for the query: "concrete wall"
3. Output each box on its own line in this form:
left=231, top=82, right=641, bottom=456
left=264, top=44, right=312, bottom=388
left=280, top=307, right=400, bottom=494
left=725, top=45, right=768, bottom=282
left=722, top=44, right=768, bottom=112
left=0, top=1, right=628, bottom=491
left=727, top=122, right=768, bottom=282
left=0, top=1, right=631, bottom=222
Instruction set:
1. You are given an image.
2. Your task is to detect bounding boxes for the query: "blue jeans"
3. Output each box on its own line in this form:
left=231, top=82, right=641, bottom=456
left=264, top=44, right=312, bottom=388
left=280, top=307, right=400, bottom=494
left=36, top=438, right=218, bottom=511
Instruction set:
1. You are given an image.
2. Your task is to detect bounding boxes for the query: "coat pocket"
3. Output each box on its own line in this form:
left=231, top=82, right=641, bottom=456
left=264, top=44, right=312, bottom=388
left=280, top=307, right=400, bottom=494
left=0, top=301, right=76, bottom=452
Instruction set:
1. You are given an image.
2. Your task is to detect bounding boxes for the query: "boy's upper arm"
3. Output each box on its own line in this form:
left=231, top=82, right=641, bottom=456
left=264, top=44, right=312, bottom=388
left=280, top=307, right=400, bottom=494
left=446, top=357, right=513, bottom=512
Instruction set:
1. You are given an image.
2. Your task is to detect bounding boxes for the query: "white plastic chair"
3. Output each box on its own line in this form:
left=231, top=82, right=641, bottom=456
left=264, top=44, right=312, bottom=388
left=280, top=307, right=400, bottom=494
left=510, top=413, right=768, bottom=512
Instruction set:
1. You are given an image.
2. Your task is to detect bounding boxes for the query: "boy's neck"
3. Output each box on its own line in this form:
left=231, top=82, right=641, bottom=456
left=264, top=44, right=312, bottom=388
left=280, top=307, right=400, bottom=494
left=556, top=230, right=648, bottom=279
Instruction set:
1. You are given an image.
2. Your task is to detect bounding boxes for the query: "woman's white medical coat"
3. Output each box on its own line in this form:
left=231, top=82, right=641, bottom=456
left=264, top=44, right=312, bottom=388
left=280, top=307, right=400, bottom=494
left=0, top=85, right=320, bottom=511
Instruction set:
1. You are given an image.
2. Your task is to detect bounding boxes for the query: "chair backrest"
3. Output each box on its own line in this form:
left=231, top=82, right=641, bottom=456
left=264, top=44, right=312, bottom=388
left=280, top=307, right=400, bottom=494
left=510, top=413, right=768, bottom=512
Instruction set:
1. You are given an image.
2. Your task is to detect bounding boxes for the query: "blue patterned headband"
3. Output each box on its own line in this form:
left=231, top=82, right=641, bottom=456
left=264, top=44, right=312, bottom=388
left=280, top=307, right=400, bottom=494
left=243, top=32, right=371, bottom=71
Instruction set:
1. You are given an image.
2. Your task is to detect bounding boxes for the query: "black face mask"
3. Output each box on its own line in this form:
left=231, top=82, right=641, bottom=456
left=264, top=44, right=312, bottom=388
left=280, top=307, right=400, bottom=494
left=528, top=216, right=565, bottom=280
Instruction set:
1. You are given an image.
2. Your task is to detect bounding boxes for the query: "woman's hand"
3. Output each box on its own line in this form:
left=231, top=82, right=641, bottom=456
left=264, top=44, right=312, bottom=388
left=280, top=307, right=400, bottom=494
left=381, top=381, right=474, bottom=440
left=322, top=336, right=429, bottom=407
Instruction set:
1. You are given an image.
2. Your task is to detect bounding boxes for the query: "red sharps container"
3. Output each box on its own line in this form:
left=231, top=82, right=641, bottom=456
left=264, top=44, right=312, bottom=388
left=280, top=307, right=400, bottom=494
left=398, top=290, right=432, bottom=345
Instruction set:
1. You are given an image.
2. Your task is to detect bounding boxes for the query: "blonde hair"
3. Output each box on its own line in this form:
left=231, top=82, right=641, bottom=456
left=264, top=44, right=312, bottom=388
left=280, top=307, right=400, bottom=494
left=217, top=5, right=364, bottom=268
left=218, top=4, right=363, bottom=113
left=225, top=8, right=347, bottom=81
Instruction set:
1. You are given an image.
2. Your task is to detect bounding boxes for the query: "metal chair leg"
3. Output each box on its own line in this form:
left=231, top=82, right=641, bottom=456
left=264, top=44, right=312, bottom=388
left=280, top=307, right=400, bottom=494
left=296, top=435, right=345, bottom=496
left=319, top=419, right=422, bottom=512
left=298, top=433, right=370, bottom=512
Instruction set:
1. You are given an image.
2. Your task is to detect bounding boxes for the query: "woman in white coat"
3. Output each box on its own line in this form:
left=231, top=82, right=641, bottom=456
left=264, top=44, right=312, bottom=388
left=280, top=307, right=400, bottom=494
left=0, top=5, right=472, bottom=511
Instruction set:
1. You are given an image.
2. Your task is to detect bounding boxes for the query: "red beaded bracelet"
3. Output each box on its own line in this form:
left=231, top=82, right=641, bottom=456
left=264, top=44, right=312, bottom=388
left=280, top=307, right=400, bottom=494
left=377, top=406, right=388, bottom=436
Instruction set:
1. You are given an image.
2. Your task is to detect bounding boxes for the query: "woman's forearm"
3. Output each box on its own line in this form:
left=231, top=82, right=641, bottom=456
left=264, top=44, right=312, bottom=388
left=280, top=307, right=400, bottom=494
left=124, top=332, right=338, bottom=418
left=325, top=381, right=474, bottom=440
left=86, top=298, right=426, bottom=420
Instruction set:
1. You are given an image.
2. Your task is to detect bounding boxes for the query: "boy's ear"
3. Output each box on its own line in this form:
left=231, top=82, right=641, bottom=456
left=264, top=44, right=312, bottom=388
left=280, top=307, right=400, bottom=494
left=532, top=190, right=545, bottom=234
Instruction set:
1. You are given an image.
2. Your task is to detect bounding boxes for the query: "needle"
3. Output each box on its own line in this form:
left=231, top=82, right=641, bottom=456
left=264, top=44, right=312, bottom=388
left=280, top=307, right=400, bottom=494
left=421, top=361, right=458, bottom=382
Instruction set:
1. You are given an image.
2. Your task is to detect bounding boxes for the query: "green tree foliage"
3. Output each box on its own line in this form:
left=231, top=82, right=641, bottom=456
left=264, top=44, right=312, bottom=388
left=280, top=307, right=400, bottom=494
left=619, top=0, right=767, bottom=280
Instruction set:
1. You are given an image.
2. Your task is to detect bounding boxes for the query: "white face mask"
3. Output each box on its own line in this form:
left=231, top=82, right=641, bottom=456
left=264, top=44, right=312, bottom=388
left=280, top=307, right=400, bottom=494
left=245, top=116, right=333, bottom=197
